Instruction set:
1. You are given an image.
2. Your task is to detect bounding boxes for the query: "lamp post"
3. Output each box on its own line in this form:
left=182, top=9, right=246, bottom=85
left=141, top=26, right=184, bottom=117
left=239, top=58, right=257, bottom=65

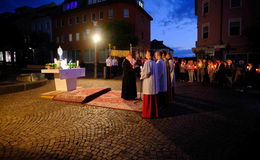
left=93, top=33, right=101, bottom=78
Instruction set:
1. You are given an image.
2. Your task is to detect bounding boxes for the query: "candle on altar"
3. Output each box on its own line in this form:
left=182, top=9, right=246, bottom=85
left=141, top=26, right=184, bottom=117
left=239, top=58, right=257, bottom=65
left=76, top=60, right=79, bottom=67
left=54, top=58, right=57, bottom=64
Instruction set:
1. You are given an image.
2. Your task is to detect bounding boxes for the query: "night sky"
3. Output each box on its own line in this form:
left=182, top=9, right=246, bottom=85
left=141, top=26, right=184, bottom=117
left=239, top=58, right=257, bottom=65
left=0, top=0, right=196, bottom=57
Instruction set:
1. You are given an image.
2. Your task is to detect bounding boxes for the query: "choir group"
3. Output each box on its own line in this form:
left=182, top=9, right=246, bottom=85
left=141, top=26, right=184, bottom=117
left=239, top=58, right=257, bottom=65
left=121, top=50, right=175, bottom=119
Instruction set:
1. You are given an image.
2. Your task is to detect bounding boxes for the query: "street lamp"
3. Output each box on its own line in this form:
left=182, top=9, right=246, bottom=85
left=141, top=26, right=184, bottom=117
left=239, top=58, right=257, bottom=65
left=93, top=33, right=101, bottom=78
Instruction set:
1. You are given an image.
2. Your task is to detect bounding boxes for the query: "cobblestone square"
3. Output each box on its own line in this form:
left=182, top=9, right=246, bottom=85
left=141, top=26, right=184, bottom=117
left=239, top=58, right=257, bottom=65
left=0, top=79, right=260, bottom=160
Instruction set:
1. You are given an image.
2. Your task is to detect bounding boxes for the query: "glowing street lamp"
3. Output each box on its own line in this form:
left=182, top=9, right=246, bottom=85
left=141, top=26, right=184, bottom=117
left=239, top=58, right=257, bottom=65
left=92, top=33, right=101, bottom=78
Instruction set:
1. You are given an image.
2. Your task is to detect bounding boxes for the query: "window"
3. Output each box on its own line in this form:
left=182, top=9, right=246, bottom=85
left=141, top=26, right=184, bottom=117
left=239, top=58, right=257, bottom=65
left=230, top=0, right=241, bottom=8
left=202, top=1, right=209, bottom=14
left=83, top=32, right=87, bottom=40
left=91, top=13, right=96, bottom=21
left=99, top=11, right=104, bottom=20
left=69, top=17, right=73, bottom=25
left=83, top=49, right=94, bottom=63
left=82, top=15, right=87, bottom=23
left=56, top=36, right=60, bottom=43
left=123, top=8, right=129, bottom=18
left=13, top=51, right=16, bottom=62
left=61, top=35, right=65, bottom=43
left=229, top=19, right=241, bottom=36
left=69, top=33, right=73, bottom=42
left=76, top=33, right=80, bottom=41
left=5, top=51, right=11, bottom=62
left=108, top=9, right=114, bottom=18
left=47, top=22, right=50, bottom=29
left=88, top=0, right=106, bottom=5
left=75, top=16, right=79, bottom=24
left=56, top=20, right=59, bottom=28
left=202, top=25, right=209, bottom=39
left=61, top=19, right=65, bottom=27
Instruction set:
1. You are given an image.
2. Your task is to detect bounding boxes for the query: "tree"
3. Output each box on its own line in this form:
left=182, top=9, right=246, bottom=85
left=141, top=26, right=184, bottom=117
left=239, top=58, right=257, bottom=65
left=102, top=20, right=138, bottom=50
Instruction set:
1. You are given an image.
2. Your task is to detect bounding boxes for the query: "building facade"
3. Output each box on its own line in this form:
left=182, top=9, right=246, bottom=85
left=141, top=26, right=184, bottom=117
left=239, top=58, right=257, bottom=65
left=193, top=0, right=260, bottom=64
left=53, top=0, right=152, bottom=64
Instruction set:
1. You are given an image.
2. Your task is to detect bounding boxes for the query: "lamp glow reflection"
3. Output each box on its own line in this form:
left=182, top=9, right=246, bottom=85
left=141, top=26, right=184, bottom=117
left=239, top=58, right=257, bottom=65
left=93, top=34, right=101, bottom=43
left=93, top=33, right=101, bottom=78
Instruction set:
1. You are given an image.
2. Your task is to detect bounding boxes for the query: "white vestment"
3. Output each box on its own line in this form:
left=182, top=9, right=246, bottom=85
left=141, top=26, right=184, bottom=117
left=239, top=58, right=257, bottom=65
left=156, top=59, right=167, bottom=92
left=140, top=60, right=158, bottom=95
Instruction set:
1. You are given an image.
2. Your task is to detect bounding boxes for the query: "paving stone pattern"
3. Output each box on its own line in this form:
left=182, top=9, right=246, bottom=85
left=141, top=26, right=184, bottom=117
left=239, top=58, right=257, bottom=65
left=0, top=79, right=260, bottom=160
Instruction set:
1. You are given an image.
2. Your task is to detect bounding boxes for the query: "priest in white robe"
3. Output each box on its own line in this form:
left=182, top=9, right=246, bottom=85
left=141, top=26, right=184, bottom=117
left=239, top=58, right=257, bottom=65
left=155, top=51, right=168, bottom=108
left=140, top=50, right=159, bottom=118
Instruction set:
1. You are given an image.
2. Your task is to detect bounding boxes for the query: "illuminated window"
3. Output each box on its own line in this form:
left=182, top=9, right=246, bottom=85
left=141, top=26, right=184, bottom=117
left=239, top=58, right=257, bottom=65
left=14, top=52, right=16, bottom=62
left=0, top=51, right=3, bottom=61
left=229, top=19, right=241, bottom=36
left=99, top=11, right=104, bottom=20
left=76, top=33, right=80, bottom=41
left=123, top=8, right=129, bottom=18
left=69, top=33, right=73, bottom=42
left=64, top=1, right=78, bottom=10
left=5, top=51, right=11, bottom=62
left=230, top=0, right=241, bottom=8
left=108, top=9, right=114, bottom=18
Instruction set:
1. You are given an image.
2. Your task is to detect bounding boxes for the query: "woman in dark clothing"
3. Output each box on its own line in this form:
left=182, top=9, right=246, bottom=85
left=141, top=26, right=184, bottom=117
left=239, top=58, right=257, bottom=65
left=121, top=55, right=137, bottom=100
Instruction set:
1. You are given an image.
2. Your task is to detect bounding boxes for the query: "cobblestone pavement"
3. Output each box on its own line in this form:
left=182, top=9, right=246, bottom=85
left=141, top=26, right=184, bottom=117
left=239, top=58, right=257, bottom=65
left=0, top=78, right=260, bottom=160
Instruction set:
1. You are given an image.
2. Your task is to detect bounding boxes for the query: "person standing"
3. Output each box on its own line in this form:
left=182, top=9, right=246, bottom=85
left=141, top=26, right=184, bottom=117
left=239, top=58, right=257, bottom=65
left=141, top=50, right=159, bottom=118
left=197, top=59, right=206, bottom=83
left=166, top=53, right=175, bottom=101
left=106, top=56, right=112, bottom=79
left=180, top=59, right=186, bottom=82
left=155, top=51, right=168, bottom=108
left=121, top=55, right=137, bottom=100
left=186, top=60, right=195, bottom=83
left=111, top=56, right=118, bottom=77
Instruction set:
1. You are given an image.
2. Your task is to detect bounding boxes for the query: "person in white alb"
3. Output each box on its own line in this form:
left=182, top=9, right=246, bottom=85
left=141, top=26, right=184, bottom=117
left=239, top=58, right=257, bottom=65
left=155, top=51, right=168, bottom=108
left=166, top=53, right=176, bottom=101
left=106, top=56, right=112, bottom=78
left=140, top=50, right=159, bottom=118
left=111, top=56, right=118, bottom=77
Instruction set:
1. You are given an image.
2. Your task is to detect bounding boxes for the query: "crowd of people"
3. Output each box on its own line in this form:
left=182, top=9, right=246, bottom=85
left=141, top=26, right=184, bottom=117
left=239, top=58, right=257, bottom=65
left=176, top=59, right=259, bottom=92
left=121, top=50, right=176, bottom=119
left=110, top=51, right=259, bottom=119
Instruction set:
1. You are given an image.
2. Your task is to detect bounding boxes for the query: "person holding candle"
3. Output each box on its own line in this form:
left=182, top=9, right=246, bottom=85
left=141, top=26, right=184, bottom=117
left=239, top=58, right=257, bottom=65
left=197, top=59, right=206, bottom=83
left=186, top=60, right=195, bottom=83
left=207, top=61, right=215, bottom=86
left=180, top=59, right=186, bottom=82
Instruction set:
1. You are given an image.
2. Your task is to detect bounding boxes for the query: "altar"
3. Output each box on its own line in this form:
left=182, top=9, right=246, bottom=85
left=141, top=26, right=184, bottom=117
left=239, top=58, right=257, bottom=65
left=41, top=68, right=85, bottom=91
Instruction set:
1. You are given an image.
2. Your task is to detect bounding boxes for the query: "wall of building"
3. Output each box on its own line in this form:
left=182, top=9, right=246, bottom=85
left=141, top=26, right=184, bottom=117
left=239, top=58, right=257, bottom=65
left=52, top=1, right=152, bottom=63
